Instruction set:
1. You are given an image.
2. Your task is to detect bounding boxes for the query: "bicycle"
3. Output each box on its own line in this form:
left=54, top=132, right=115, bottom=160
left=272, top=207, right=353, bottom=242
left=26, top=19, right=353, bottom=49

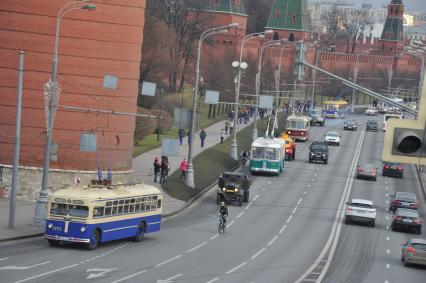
left=218, top=215, right=226, bottom=234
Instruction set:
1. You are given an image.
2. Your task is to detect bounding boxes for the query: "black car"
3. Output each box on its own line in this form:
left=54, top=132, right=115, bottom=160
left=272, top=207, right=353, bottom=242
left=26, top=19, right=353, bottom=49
left=389, top=192, right=419, bottom=212
left=391, top=208, right=422, bottom=234
left=217, top=172, right=251, bottom=206
left=382, top=162, right=404, bottom=178
left=343, top=120, right=357, bottom=131
left=309, top=141, right=329, bottom=164
left=366, top=120, right=378, bottom=132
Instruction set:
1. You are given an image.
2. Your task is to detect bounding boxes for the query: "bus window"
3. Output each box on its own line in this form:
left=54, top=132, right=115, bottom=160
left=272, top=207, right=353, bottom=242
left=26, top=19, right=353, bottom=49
left=93, top=207, right=104, bottom=218
left=123, top=203, right=129, bottom=214
left=252, top=147, right=264, bottom=159
left=135, top=203, right=141, bottom=211
left=157, top=199, right=162, bottom=209
left=265, top=148, right=277, bottom=160
left=50, top=203, right=89, bottom=218
left=118, top=205, right=123, bottom=214
left=112, top=206, right=118, bottom=215
left=105, top=207, right=112, bottom=216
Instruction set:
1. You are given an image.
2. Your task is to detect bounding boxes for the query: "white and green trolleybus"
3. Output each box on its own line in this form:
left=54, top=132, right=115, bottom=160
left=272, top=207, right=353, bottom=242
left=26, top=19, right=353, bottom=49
left=249, top=137, right=285, bottom=175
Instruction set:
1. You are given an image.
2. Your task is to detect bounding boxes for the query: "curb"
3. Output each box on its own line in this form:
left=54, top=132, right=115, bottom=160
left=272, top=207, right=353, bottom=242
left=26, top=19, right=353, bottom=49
left=0, top=232, right=44, bottom=243
left=415, top=165, right=426, bottom=198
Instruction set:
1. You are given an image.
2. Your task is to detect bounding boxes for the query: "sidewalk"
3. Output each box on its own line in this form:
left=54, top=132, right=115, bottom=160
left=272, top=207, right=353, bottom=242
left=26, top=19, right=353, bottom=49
left=132, top=117, right=254, bottom=215
left=0, top=117, right=254, bottom=241
left=416, top=165, right=426, bottom=198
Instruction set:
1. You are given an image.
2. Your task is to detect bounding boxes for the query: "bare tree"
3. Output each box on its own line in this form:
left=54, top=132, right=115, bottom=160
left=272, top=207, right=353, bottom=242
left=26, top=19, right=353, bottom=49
left=321, top=5, right=344, bottom=50
left=342, top=10, right=372, bottom=53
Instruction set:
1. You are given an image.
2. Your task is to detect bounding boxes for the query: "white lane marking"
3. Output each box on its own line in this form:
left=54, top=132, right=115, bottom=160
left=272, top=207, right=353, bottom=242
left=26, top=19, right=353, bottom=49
left=385, top=200, right=389, bottom=204
left=386, top=249, right=390, bottom=255
left=268, top=235, right=279, bottom=246
left=314, top=173, right=318, bottom=176
left=155, top=255, right=182, bottom=267
left=211, top=234, right=219, bottom=240
left=111, top=270, right=147, bottom=283
left=297, top=198, right=303, bottom=205
left=286, top=214, right=293, bottom=224
left=386, top=236, right=390, bottom=241
left=0, top=258, right=9, bottom=261
left=187, top=242, right=207, bottom=253
left=268, top=182, right=271, bottom=185
left=386, top=263, right=390, bottom=269
left=0, top=261, right=50, bottom=271
left=164, top=274, right=183, bottom=281
left=307, top=185, right=311, bottom=188
left=14, top=264, right=78, bottom=283
left=279, top=225, right=287, bottom=234
left=253, top=194, right=259, bottom=201
left=245, top=202, right=253, bottom=210
left=385, top=187, right=389, bottom=190
left=262, top=188, right=265, bottom=191
left=385, top=281, right=389, bottom=283
left=206, top=278, right=220, bottom=283
left=251, top=248, right=266, bottom=259
left=311, top=179, right=315, bottom=182
left=292, top=206, right=298, bottom=214
left=385, top=216, right=389, bottom=220
left=80, top=262, right=85, bottom=264
left=385, top=181, right=388, bottom=185
left=226, top=261, right=248, bottom=274
left=303, top=191, right=307, bottom=195
left=91, top=258, right=96, bottom=260
left=386, top=225, right=390, bottom=230
left=236, top=211, right=245, bottom=219
left=227, top=220, right=236, bottom=228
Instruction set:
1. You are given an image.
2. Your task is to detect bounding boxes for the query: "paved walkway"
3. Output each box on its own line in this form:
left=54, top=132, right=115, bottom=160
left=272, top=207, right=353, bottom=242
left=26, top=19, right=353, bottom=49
left=0, top=117, right=254, bottom=241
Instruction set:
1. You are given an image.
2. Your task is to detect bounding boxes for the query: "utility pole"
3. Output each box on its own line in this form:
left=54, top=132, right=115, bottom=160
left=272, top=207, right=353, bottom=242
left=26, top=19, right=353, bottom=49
left=8, top=51, right=24, bottom=229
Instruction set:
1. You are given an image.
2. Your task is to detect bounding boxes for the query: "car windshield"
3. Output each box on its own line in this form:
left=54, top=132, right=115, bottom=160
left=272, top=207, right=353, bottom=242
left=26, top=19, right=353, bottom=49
left=396, top=192, right=416, bottom=201
left=346, top=121, right=355, bottom=125
left=367, top=121, right=377, bottom=125
left=327, top=132, right=338, bottom=137
left=359, top=163, right=375, bottom=170
left=349, top=202, right=373, bottom=209
left=311, top=144, right=325, bottom=150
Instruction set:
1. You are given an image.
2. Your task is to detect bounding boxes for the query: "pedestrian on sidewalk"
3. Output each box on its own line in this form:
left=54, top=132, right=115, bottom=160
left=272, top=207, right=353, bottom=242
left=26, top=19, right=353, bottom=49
left=224, top=120, right=230, bottom=134
left=229, top=123, right=234, bottom=135
left=179, top=159, right=187, bottom=180
left=153, top=157, right=161, bottom=183
left=159, top=157, right=169, bottom=184
left=187, top=129, right=192, bottom=146
left=200, top=129, right=207, bottom=148
left=220, top=128, right=224, bottom=144
left=178, top=128, right=185, bottom=146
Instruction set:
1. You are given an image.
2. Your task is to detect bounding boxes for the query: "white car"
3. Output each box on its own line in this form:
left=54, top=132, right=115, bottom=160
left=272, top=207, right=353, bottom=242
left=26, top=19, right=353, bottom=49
left=324, top=131, right=341, bottom=146
left=365, top=107, right=378, bottom=116
left=345, top=199, right=377, bottom=227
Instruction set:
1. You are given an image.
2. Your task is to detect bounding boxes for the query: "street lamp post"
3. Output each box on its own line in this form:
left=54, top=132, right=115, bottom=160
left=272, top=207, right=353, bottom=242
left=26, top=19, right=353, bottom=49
left=33, top=0, right=96, bottom=226
left=231, top=31, right=272, bottom=160
left=185, top=23, right=239, bottom=188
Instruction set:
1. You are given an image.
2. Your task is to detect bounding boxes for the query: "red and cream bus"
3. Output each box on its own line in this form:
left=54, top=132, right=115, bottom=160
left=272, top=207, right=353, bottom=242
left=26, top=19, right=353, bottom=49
left=285, top=115, right=311, bottom=141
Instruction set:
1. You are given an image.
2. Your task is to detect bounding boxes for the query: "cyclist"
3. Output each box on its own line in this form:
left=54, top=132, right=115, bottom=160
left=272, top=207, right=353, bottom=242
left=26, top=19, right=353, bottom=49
left=240, top=150, right=249, bottom=167
left=219, top=201, right=228, bottom=225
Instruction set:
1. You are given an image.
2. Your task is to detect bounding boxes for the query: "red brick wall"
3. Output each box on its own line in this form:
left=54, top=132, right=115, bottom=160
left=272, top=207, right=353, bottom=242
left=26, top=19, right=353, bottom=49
left=0, top=0, right=145, bottom=171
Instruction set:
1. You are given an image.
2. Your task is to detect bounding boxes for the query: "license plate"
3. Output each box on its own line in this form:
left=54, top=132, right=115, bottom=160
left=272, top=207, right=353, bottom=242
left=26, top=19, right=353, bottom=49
left=403, top=219, right=413, bottom=223
left=401, top=202, right=409, bottom=206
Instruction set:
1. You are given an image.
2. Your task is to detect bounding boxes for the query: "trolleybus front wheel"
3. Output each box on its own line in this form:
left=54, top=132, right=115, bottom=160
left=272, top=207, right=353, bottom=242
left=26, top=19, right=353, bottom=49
left=48, top=239, right=61, bottom=247
left=87, top=230, right=100, bottom=250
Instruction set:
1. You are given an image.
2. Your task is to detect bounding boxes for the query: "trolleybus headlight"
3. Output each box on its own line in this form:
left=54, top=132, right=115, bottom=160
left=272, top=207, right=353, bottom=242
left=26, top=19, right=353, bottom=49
left=80, top=227, right=86, bottom=232
left=48, top=223, right=53, bottom=229
left=222, top=188, right=226, bottom=191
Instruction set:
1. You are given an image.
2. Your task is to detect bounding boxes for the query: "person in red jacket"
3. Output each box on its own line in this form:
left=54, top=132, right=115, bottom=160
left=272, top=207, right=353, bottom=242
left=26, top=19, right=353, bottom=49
left=180, top=159, right=188, bottom=180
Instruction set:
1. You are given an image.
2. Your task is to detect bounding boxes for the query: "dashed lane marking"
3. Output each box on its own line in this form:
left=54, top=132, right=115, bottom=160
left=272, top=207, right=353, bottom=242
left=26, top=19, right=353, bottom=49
left=155, top=255, right=182, bottom=267
left=386, top=249, right=390, bottom=255
left=307, top=185, right=311, bottom=188
left=385, top=216, right=389, bottom=220
left=206, top=278, right=220, bottom=283
left=253, top=194, right=259, bottom=201
left=111, top=270, right=147, bottom=283
left=297, top=198, right=303, bottom=205
left=386, top=225, right=390, bottom=230
left=226, top=261, right=248, bottom=274
left=303, top=191, right=307, bottom=195
left=268, top=182, right=271, bottom=185
left=268, top=235, right=279, bottom=246
left=292, top=206, right=298, bottom=214
left=386, top=236, right=390, bottom=241
left=245, top=202, right=253, bottom=210
left=164, top=274, right=183, bottom=281
left=227, top=220, right=236, bottom=228
left=251, top=248, right=266, bottom=260
left=187, top=242, right=207, bottom=253
left=279, top=225, right=287, bottom=234
left=0, top=258, right=9, bottom=261
left=211, top=234, right=219, bottom=240
left=13, top=264, right=79, bottom=283
left=386, top=263, right=390, bottom=269
left=236, top=211, right=245, bottom=219
left=286, top=214, right=293, bottom=224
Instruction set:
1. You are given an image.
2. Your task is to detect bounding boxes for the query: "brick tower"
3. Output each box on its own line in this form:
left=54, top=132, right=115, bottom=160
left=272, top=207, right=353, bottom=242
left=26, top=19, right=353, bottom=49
left=378, top=0, right=404, bottom=54
left=265, top=0, right=311, bottom=42
left=202, top=0, right=248, bottom=35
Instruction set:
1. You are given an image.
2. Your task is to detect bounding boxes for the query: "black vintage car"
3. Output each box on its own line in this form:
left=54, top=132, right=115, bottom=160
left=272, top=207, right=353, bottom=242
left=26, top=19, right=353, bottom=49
left=217, top=172, right=251, bottom=206
left=309, top=141, right=329, bottom=164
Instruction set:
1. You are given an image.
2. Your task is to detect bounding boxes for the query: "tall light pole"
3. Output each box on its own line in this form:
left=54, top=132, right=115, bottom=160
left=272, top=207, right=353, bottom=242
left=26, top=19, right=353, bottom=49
left=185, top=23, right=239, bottom=188
left=231, top=31, right=272, bottom=160
left=252, top=37, right=286, bottom=141
left=33, top=0, right=96, bottom=226
left=352, top=54, right=359, bottom=112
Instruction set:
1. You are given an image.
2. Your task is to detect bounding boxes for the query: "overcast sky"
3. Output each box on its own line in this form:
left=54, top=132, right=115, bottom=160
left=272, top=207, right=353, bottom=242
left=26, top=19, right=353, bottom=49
left=311, top=0, right=426, bottom=13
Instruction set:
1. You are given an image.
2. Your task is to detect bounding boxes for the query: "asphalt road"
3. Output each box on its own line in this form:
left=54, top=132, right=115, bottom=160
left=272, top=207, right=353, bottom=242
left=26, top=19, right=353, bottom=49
left=0, top=114, right=424, bottom=283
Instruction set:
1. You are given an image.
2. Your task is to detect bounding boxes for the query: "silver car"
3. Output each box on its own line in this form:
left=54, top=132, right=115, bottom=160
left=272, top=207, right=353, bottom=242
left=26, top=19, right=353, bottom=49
left=401, top=238, right=426, bottom=267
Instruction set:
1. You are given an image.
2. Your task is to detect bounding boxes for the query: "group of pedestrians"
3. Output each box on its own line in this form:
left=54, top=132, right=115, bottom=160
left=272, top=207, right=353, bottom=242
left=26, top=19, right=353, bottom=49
left=153, top=156, right=170, bottom=184
left=178, top=128, right=208, bottom=148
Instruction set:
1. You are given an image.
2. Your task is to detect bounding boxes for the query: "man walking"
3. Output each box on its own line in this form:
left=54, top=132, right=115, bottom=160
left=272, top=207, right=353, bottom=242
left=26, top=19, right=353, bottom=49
left=224, top=120, right=230, bottom=134
left=180, top=159, right=187, bottom=180
left=220, top=128, right=225, bottom=144
left=178, top=128, right=185, bottom=146
left=200, top=129, right=207, bottom=148
left=153, top=157, right=161, bottom=183
left=159, top=157, right=169, bottom=184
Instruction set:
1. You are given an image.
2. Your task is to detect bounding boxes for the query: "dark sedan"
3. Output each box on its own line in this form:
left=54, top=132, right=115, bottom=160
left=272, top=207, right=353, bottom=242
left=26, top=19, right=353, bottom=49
left=382, top=162, right=404, bottom=178
left=391, top=208, right=422, bottom=234
left=366, top=120, right=378, bottom=132
left=344, top=120, right=357, bottom=131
